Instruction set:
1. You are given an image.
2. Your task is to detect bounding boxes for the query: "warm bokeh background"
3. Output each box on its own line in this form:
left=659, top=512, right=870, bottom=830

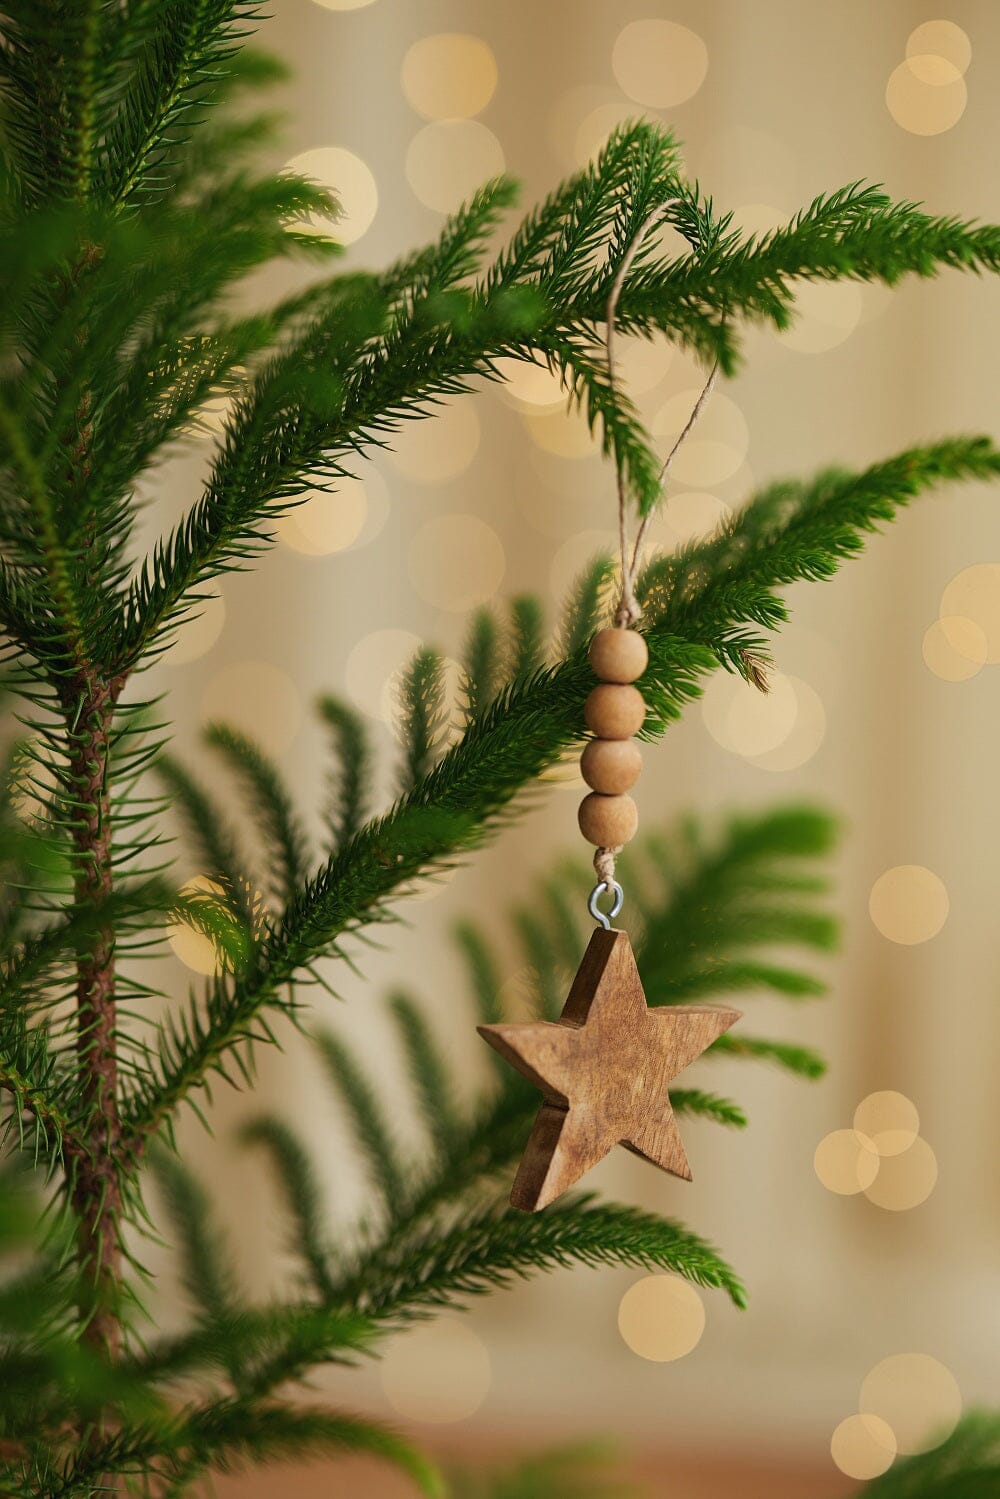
left=144, top=3, right=1000, bottom=1493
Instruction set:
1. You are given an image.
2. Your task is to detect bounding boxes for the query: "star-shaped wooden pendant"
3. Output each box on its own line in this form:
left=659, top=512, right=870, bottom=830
left=479, top=928, right=740, bottom=1212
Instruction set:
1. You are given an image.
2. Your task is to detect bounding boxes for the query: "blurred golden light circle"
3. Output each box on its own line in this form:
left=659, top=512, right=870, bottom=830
left=402, top=34, right=497, bottom=120
left=201, top=660, right=301, bottom=755
left=726, top=672, right=797, bottom=756
left=345, top=627, right=421, bottom=721
left=906, top=21, right=972, bottom=75
left=886, top=58, right=967, bottom=136
left=665, top=492, right=732, bottom=545
left=854, top=1092, right=920, bottom=1158
left=612, top=21, right=708, bottom=108
left=494, top=353, right=568, bottom=411
left=616, top=336, right=674, bottom=395
left=864, top=1137, right=939, bottom=1212
left=406, top=120, right=505, bottom=212
left=168, top=591, right=226, bottom=666
left=386, top=398, right=480, bottom=483
left=749, top=678, right=826, bottom=773
left=617, top=1275, right=706, bottom=1362
left=276, top=482, right=365, bottom=556
left=869, top=865, right=948, bottom=945
left=408, top=513, right=506, bottom=612
left=653, top=390, right=748, bottom=486
left=523, top=405, right=601, bottom=461
left=923, top=615, right=988, bottom=680
left=780, top=280, right=863, bottom=354
left=861, top=1354, right=962, bottom=1455
left=814, top=1129, right=880, bottom=1195
left=310, top=0, right=376, bottom=9
left=283, top=146, right=377, bottom=246
left=831, top=1414, right=897, bottom=1480
left=380, top=1318, right=491, bottom=1423
left=548, top=530, right=616, bottom=603
left=940, top=564, right=1000, bottom=662
left=167, top=876, right=225, bottom=977
left=574, top=101, right=646, bottom=168
left=701, top=669, right=798, bottom=759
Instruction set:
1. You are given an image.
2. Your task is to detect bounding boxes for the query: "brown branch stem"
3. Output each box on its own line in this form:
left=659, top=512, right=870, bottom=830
left=64, top=673, right=124, bottom=1362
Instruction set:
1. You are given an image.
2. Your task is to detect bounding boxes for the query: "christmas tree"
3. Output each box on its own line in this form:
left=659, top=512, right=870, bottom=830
left=2, top=4, right=1000, bottom=1494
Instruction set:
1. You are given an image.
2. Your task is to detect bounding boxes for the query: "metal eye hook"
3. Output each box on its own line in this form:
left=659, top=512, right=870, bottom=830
left=588, top=880, right=625, bottom=930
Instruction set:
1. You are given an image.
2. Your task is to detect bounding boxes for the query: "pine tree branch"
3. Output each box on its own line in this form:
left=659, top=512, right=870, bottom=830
left=55, top=1401, right=445, bottom=1499
left=316, top=695, right=371, bottom=849
left=0, top=1027, right=73, bottom=1155
left=204, top=722, right=310, bottom=907
left=99, top=1, right=266, bottom=209
left=119, top=432, right=994, bottom=1149
left=239, top=1115, right=337, bottom=1301
left=333, top=1197, right=746, bottom=1320
left=858, top=1412, right=1000, bottom=1497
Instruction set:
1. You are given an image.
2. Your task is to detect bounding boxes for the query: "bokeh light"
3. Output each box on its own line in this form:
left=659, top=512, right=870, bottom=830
left=276, top=470, right=389, bottom=558
left=495, top=353, right=568, bottom=411
left=167, top=876, right=225, bottom=977
left=310, top=0, right=376, bottom=9
left=283, top=145, right=378, bottom=245
left=616, top=335, right=674, bottom=395
left=406, top=120, right=505, bottom=212
left=408, top=513, right=506, bottom=612
left=574, top=101, right=649, bottom=168
left=701, top=669, right=824, bottom=770
left=548, top=530, right=617, bottom=602
left=940, top=564, right=1000, bottom=662
left=653, top=389, right=749, bottom=486
left=167, top=591, right=226, bottom=666
left=200, top=660, right=301, bottom=755
left=523, top=405, right=601, bottom=461
left=780, top=280, right=863, bottom=354
left=379, top=1318, right=491, bottom=1423
left=612, top=20, right=708, bottom=108
left=345, top=627, right=422, bottom=721
left=864, top=1137, right=939, bottom=1212
left=617, top=1275, right=706, bottom=1362
left=854, top=1092, right=920, bottom=1158
left=869, top=865, right=949, bottom=945
left=922, top=615, right=988, bottom=680
left=814, top=1129, right=880, bottom=1196
left=664, top=492, right=732, bottom=545
left=830, top=1414, right=897, bottom=1480
left=886, top=56, right=967, bottom=136
left=906, top=21, right=972, bottom=75
left=386, top=398, right=480, bottom=483
left=860, top=1354, right=962, bottom=1455
left=750, top=678, right=827, bottom=773
left=402, top=33, right=497, bottom=120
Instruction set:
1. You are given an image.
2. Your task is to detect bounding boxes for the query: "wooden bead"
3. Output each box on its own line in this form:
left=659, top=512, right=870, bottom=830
left=583, top=684, right=645, bottom=739
left=589, top=627, right=648, bottom=684
left=581, top=737, right=642, bottom=793
left=577, top=792, right=639, bottom=847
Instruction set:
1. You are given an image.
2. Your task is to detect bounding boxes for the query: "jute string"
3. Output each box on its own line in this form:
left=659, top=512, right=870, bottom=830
left=594, top=203, right=720, bottom=891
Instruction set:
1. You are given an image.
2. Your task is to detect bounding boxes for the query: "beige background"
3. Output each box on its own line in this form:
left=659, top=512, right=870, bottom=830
left=145, top=2, right=1000, bottom=1493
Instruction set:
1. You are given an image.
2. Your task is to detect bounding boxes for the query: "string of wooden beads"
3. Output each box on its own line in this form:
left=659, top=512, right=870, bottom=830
left=578, top=626, right=647, bottom=853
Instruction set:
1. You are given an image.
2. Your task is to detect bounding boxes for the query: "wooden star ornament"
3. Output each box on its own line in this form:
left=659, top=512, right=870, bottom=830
left=479, top=928, right=740, bottom=1212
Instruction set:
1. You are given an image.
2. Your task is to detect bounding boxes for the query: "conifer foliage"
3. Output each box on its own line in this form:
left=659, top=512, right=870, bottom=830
left=1, top=4, right=999, bottom=1494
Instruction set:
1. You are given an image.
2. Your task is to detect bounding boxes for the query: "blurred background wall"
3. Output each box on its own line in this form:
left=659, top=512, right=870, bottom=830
left=145, top=1, right=1000, bottom=1493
